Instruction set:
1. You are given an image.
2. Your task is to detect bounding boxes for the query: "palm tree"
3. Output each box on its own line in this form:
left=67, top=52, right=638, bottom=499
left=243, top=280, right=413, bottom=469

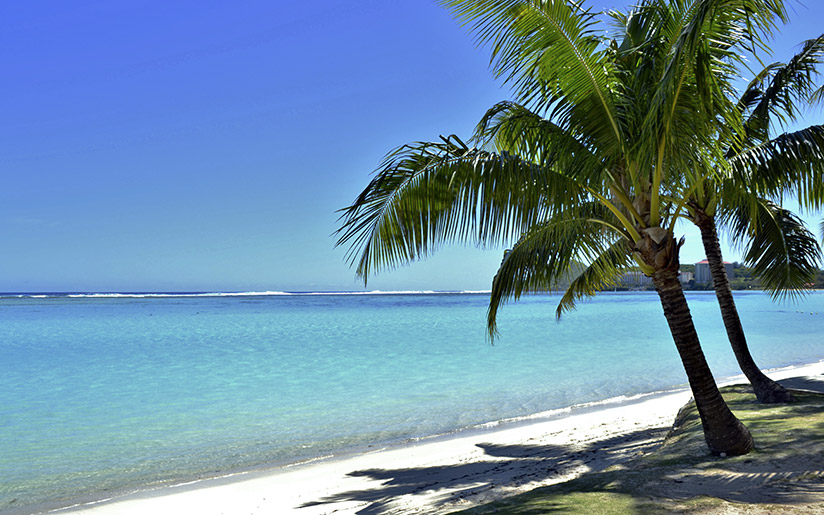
left=337, top=0, right=791, bottom=455
left=687, top=36, right=824, bottom=403
left=691, top=198, right=819, bottom=403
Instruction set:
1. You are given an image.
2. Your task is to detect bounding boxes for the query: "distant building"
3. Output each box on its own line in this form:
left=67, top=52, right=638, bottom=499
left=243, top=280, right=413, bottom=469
left=678, top=271, right=693, bottom=284
left=695, top=259, right=732, bottom=284
left=620, top=271, right=653, bottom=287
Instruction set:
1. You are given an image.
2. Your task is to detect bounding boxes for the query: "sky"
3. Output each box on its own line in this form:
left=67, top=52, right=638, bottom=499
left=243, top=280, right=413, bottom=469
left=1, top=1, right=822, bottom=293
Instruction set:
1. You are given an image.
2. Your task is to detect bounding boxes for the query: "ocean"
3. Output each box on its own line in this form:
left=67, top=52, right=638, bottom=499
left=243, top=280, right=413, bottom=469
left=2, top=290, right=824, bottom=513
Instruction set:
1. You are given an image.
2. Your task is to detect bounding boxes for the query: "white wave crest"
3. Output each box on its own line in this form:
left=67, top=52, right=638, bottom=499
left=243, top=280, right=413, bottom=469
left=4, top=290, right=489, bottom=299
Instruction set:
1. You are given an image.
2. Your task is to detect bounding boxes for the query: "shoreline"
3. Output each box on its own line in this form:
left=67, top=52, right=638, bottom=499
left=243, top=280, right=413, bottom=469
left=21, top=386, right=688, bottom=515
left=49, top=360, right=824, bottom=515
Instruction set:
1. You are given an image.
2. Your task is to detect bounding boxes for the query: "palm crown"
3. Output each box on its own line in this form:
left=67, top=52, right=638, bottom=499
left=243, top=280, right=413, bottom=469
left=339, top=0, right=788, bottom=318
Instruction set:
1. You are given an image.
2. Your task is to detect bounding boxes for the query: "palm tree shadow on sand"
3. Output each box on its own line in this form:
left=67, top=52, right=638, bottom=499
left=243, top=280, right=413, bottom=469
left=299, top=428, right=666, bottom=514
left=301, top=379, right=824, bottom=514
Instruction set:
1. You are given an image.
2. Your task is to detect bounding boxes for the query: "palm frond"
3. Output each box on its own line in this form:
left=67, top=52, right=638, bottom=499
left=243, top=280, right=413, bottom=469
left=729, top=125, right=824, bottom=209
left=443, top=0, right=624, bottom=150
left=621, top=1, right=753, bottom=222
left=335, top=135, right=584, bottom=283
left=812, top=84, right=824, bottom=106
left=724, top=199, right=821, bottom=298
left=645, top=0, right=741, bottom=129
left=487, top=203, right=628, bottom=338
left=742, top=34, right=824, bottom=141
left=643, top=0, right=789, bottom=148
left=474, top=100, right=608, bottom=184
left=556, top=238, right=633, bottom=318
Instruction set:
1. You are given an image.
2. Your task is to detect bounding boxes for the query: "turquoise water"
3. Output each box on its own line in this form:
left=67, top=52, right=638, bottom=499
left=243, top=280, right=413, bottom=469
left=2, top=291, right=824, bottom=512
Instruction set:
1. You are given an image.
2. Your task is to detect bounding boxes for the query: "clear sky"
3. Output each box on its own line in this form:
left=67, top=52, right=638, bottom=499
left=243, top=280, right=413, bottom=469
left=2, top=1, right=822, bottom=293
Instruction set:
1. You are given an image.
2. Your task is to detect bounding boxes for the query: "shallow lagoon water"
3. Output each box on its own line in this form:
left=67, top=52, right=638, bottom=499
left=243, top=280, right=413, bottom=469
left=2, top=290, right=824, bottom=512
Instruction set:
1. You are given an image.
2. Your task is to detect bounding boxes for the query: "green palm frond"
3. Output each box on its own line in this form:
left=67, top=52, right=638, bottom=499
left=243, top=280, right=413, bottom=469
left=713, top=34, right=824, bottom=298
left=642, top=0, right=788, bottom=140
left=812, top=84, right=824, bottom=106
left=487, top=202, right=627, bottom=337
left=556, top=238, right=633, bottom=318
left=474, top=101, right=608, bottom=183
left=619, top=1, right=763, bottom=224
left=443, top=0, right=624, bottom=150
left=335, top=135, right=585, bottom=283
left=741, top=34, right=824, bottom=141
left=737, top=63, right=781, bottom=114
left=644, top=1, right=745, bottom=132
left=729, top=125, right=824, bottom=209
left=724, top=199, right=821, bottom=298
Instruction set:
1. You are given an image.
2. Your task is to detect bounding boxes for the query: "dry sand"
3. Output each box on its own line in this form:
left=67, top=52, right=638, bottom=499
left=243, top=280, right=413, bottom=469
left=56, top=361, right=824, bottom=515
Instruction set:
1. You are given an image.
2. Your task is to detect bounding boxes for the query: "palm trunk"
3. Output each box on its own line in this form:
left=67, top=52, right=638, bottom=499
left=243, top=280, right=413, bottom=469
left=652, top=267, right=753, bottom=455
left=637, top=232, right=753, bottom=455
left=695, top=213, right=793, bottom=403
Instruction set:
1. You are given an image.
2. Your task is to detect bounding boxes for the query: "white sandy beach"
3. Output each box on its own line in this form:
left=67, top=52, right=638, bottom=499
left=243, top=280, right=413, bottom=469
left=56, top=361, right=824, bottom=515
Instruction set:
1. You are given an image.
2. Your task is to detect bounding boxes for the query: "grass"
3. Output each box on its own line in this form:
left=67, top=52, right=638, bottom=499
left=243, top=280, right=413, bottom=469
left=452, top=386, right=824, bottom=514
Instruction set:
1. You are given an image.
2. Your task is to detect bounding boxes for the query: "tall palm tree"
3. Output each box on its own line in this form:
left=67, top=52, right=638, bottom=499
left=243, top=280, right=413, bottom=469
left=691, top=198, right=819, bottom=402
left=337, top=0, right=790, bottom=455
left=687, top=36, right=824, bottom=403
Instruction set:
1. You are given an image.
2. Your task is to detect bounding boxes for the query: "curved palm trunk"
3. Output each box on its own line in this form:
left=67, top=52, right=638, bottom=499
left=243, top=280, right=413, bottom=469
left=695, top=213, right=794, bottom=403
left=640, top=234, right=753, bottom=455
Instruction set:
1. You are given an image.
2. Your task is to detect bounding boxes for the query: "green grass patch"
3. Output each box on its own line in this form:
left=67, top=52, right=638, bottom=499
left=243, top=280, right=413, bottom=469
left=452, top=386, right=824, bottom=514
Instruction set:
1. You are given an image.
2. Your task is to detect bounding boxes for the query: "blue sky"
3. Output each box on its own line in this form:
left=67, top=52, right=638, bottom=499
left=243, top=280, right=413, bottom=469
left=1, top=1, right=822, bottom=293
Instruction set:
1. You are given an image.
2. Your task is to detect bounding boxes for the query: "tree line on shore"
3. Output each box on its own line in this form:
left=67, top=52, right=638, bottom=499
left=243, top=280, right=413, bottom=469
left=619, top=263, right=824, bottom=290
left=699, top=263, right=824, bottom=290
left=337, top=0, right=824, bottom=456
